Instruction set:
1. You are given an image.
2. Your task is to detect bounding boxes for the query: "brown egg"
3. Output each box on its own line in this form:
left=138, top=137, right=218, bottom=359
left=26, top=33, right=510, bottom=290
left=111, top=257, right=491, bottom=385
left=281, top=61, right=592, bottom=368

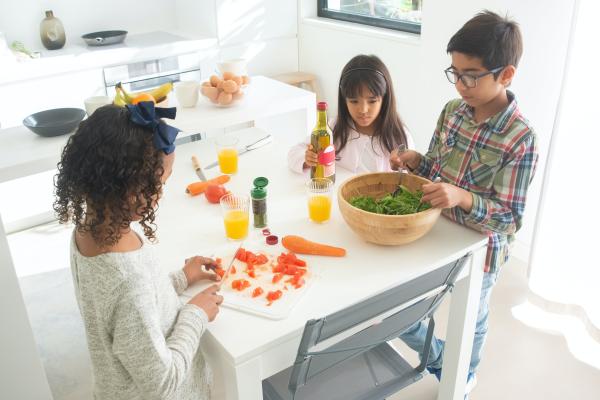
left=232, top=90, right=244, bottom=101
left=217, top=91, right=233, bottom=105
left=242, top=75, right=250, bottom=85
left=201, top=86, right=219, bottom=103
left=217, top=80, right=225, bottom=90
left=222, top=80, right=239, bottom=94
left=202, top=81, right=212, bottom=87
left=222, top=71, right=234, bottom=81
left=232, top=76, right=242, bottom=86
left=209, top=75, right=221, bottom=87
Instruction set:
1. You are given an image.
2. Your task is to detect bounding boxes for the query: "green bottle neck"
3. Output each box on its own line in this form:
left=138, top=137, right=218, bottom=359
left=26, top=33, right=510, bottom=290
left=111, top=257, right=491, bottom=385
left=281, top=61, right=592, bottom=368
left=316, top=110, right=328, bottom=128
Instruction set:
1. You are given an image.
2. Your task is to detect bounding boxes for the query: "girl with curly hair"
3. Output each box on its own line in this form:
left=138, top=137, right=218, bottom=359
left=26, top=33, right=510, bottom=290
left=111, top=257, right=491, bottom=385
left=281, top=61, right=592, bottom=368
left=54, top=103, right=220, bottom=400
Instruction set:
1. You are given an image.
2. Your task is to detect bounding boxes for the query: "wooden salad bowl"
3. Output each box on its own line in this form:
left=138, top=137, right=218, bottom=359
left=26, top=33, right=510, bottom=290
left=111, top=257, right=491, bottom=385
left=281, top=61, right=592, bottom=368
left=338, top=172, right=442, bottom=245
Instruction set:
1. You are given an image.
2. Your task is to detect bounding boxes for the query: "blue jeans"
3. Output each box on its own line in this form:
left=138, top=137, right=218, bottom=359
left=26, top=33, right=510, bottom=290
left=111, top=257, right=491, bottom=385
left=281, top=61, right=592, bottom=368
left=399, top=270, right=499, bottom=374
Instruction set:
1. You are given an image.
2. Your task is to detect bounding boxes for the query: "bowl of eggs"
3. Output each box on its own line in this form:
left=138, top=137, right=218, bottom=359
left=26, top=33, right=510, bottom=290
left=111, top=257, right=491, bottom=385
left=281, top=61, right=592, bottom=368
left=200, top=72, right=250, bottom=107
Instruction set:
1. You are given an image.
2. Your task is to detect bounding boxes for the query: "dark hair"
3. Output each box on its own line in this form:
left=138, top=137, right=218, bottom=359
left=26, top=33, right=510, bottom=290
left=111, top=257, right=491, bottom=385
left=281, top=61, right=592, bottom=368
left=335, top=54, right=408, bottom=154
left=53, top=105, right=165, bottom=248
left=447, top=10, right=523, bottom=77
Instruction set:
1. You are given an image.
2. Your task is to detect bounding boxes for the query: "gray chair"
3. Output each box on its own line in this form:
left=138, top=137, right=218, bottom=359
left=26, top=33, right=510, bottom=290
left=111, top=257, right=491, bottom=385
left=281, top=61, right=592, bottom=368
left=262, top=254, right=470, bottom=400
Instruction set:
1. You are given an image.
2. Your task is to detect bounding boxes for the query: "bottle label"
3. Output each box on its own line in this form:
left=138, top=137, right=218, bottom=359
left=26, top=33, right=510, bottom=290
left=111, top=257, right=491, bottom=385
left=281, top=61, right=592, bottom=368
left=318, top=145, right=335, bottom=179
left=318, top=145, right=335, bottom=165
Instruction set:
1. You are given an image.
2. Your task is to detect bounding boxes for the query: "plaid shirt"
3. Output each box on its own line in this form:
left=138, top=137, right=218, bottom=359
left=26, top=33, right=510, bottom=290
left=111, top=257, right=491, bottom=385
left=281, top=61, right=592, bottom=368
left=415, top=92, right=538, bottom=273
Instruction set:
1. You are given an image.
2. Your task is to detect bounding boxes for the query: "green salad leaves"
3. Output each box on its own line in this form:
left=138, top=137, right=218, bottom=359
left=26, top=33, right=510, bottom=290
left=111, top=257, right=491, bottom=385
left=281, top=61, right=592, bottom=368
left=349, top=185, right=431, bottom=215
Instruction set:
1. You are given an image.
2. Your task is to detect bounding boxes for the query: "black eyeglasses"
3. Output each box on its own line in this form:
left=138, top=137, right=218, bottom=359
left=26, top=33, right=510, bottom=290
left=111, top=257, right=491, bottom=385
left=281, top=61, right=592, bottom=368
left=444, top=66, right=504, bottom=88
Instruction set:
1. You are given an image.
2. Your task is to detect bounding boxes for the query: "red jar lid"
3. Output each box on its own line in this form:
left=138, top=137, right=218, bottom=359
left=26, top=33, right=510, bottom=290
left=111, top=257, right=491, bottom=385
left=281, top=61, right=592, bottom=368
left=262, top=228, right=271, bottom=236
left=266, top=235, right=278, bottom=245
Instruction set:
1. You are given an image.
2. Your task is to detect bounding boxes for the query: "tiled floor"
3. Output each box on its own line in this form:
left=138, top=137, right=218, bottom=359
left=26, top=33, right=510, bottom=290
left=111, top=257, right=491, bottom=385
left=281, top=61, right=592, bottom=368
left=14, top=230, right=600, bottom=399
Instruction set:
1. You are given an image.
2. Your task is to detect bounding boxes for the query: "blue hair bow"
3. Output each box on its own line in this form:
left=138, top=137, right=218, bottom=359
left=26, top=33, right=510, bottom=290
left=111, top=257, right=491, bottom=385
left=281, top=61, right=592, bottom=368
left=126, top=102, right=180, bottom=154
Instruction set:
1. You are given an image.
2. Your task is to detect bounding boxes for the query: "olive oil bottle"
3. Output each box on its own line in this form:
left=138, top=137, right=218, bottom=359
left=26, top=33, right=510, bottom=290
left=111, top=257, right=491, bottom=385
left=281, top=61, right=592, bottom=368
left=310, top=101, right=335, bottom=182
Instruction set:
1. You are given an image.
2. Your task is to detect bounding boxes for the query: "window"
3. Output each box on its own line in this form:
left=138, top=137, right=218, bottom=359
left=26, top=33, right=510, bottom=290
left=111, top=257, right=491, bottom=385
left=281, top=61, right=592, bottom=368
left=317, top=0, right=422, bottom=34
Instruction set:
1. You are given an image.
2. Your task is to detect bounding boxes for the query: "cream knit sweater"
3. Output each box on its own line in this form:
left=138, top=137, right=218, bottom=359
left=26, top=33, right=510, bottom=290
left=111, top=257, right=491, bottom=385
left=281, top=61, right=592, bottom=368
left=70, top=232, right=211, bottom=400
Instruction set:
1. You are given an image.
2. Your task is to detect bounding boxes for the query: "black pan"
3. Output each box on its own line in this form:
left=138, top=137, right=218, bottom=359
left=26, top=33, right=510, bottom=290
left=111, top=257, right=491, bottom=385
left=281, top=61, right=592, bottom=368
left=82, top=30, right=127, bottom=46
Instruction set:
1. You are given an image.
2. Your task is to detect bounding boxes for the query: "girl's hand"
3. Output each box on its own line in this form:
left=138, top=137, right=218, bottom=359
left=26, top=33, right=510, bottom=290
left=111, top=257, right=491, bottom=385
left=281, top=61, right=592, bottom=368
left=421, top=182, right=473, bottom=212
left=183, top=256, right=221, bottom=285
left=188, top=284, right=223, bottom=322
left=303, top=144, right=318, bottom=168
left=390, top=149, right=421, bottom=171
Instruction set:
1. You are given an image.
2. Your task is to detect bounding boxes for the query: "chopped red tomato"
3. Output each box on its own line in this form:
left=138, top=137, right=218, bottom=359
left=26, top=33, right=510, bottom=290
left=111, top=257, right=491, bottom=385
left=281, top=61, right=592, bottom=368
left=293, top=258, right=306, bottom=267
left=284, top=265, right=299, bottom=275
left=215, top=257, right=222, bottom=266
left=256, top=254, right=268, bottom=265
left=230, top=265, right=236, bottom=274
left=272, top=273, right=284, bottom=283
left=247, top=269, right=257, bottom=278
left=236, top=248, right=247, bottom=262
left=272, top=264, right=285, bottom=273
left=252, top=287, right=264, bottom=298
left=231, top=279, right=251, bottom=291
left=266, top=290, right=283, bottom=302
left=215, top=267, right=225, bottom=278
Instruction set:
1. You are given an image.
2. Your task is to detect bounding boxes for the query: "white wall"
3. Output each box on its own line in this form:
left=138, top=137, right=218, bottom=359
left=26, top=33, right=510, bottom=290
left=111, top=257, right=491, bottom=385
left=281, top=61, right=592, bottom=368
left=0, top=0, right=176, bottom=52
left=215, top=0, right=298, bottom=76
left=298, top=0, right=574, bottom=262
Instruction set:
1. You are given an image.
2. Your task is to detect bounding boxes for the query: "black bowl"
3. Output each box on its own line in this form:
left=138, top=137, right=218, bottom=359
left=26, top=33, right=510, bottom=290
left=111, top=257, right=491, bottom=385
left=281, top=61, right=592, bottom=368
left=23, top=108, right=86, bottom=137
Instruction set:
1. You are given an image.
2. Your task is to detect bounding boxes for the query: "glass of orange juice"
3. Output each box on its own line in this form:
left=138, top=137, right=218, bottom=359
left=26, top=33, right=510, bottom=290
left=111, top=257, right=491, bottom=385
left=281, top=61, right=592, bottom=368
left=307, top=178, right=333, bottom=223
left=215, top=135, right=239, bottom=174
left=220, top=193, right=249, bottom=240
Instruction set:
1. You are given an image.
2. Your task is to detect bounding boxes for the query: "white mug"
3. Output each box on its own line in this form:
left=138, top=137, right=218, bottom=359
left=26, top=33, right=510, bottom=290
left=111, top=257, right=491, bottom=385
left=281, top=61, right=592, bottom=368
left=174, top=81, right=200, bottom=108
left=84, top=96, right=111, bottom=116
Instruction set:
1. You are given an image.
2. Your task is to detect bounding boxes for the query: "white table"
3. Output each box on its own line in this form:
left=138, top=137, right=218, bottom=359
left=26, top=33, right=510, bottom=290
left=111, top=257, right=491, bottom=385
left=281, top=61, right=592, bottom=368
left=0, top=77, right=315, bottom=399
left=155, top=128, right=488, bottom=400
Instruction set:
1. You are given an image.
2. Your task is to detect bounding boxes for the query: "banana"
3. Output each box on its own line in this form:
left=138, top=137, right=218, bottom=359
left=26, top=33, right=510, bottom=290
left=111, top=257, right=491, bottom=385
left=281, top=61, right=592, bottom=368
left=113, top=88, right=127, bottom=106
left=146, top=82, right=173, bottom=101
left=115, top=83, right=134, bottom=104
left=113, top=81, right=173, bottom=106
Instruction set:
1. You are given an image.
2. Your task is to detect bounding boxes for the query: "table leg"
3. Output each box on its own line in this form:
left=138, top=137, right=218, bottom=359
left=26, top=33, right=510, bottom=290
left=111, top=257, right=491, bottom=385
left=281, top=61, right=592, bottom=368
left=437, top=246, right=486, bottom=400
left=0, top=212, right=53, bottom=399
left=203, top=335, right=263, bottom=400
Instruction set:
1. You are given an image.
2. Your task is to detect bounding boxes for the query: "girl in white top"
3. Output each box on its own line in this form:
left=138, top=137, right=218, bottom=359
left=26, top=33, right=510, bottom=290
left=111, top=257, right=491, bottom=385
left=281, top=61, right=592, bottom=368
left=54, top=103, right=222, bottom=400
left=288, top=54, right=414, bottom=174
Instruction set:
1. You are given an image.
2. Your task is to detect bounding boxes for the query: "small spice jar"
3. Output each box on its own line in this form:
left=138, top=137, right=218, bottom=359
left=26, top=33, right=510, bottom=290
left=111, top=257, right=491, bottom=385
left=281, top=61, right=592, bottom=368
left=251, top=177, right=268, bottom=228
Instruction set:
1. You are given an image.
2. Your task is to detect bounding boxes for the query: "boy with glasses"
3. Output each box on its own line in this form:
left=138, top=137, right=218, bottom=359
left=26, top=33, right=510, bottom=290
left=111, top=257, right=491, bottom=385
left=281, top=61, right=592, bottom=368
left=391, top=10, right=538, bottom=399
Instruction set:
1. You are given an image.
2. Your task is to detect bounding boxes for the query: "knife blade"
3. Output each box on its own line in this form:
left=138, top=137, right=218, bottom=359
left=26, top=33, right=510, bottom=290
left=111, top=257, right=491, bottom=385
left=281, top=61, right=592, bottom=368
left=219, top=242, right=244, bottom=286
left=191, top=155, right=207, bottom=181
left=205, top=134, right=272, bottom=169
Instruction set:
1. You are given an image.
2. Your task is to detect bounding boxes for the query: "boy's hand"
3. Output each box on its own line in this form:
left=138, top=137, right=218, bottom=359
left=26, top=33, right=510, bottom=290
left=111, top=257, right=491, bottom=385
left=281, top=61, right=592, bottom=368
left=304, top=144, right=318, bottom=168
left=187, top=284, right=223, bottom=322
left=390, top=149, right=421, bottom=171
left=183, top=256, right=221, bottom=285
left=421, top=181, right=473, bottom=212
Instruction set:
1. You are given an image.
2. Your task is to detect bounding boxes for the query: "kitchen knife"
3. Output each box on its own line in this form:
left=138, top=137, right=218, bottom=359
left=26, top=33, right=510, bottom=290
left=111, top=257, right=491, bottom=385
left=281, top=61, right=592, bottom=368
left=205, top=134, right=273, bottom=169
left=219, top=242, right=244, bottom=286
left=191, top=155, right=207, bottom=181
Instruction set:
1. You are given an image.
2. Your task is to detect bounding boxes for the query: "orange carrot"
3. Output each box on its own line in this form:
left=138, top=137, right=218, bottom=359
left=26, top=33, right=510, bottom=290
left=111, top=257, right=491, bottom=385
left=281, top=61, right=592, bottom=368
left=281, top=235, right=346, bottom=257
left=186, top=175, right=230, bottom=196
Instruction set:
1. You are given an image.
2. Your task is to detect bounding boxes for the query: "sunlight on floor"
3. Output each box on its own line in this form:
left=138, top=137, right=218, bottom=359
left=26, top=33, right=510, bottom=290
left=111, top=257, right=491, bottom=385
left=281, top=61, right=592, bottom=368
left=512, top=300, right=600, bottom=370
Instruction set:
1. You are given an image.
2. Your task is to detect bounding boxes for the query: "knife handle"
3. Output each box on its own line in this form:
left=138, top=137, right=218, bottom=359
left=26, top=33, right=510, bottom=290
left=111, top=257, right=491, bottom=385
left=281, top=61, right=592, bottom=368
left=192, top=155, right=201, bottom=171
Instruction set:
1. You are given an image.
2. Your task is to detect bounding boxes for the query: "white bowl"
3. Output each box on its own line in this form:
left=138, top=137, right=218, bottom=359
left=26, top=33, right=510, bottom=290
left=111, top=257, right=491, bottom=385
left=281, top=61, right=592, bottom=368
left=84, top=96, right=111, bottom=116
left=217, top=58, right=247, bottom=76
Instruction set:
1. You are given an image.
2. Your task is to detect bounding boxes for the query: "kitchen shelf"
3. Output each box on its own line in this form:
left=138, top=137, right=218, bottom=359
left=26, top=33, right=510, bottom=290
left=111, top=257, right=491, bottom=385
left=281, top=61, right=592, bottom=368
left=1, top=31, right=218, bottom=85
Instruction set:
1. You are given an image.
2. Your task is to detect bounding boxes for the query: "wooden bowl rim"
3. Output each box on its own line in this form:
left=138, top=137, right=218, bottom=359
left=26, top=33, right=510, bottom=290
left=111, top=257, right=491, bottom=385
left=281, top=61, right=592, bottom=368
left=337, top=172, right=440, bottom=218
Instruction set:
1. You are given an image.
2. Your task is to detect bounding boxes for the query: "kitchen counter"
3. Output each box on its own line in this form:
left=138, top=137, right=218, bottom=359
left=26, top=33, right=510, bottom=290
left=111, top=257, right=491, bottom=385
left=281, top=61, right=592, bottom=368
left=155, top=127, right=488, bottom=399
left=1, top=31, right=217, bottom=85
left=0, top=76, right=315, bottom=184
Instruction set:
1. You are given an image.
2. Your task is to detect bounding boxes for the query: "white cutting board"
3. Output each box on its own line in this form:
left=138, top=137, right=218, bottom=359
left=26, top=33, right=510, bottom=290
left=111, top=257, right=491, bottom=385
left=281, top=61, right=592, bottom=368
left=181, top=239, right=316, bottom=320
